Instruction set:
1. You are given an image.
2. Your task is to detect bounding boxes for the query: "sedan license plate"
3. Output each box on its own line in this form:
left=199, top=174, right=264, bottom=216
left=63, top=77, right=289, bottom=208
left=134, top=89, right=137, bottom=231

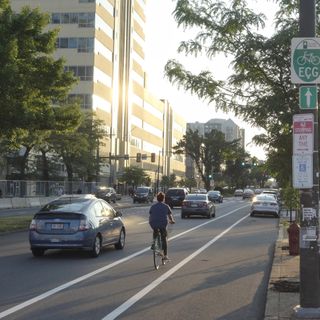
left=191, top=204, right=198, bottom=207
left=51, top=223, right=64, bottom=230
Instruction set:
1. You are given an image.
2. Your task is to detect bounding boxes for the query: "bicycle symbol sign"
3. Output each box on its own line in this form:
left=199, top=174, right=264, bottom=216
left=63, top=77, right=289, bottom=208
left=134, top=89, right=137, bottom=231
left=291, top=38, right=320, bottom=83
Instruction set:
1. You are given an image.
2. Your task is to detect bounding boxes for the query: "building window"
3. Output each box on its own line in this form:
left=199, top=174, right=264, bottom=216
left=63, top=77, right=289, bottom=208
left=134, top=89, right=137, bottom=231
left=78, top=38, right=94, bottom=52
left=51, top=12, right=94, bottom=28
left=56, top=37, right=94, bottom=53
left=65, top=66, right=93, bottom=81
left=68, top=94, right=92, bottom=109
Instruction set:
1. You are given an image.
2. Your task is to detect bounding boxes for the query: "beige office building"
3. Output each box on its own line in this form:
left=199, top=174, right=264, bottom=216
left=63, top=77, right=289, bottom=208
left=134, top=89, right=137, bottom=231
left=10, top=0, right=186, bottom=185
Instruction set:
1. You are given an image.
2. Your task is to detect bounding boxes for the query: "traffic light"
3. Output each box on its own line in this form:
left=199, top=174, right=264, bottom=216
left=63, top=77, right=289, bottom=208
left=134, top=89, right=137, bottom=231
left=136, top=153, right=141, bottom=162
left=151, top=152, right=156, bottom=162
left=208, top=174, right=212, bottom=179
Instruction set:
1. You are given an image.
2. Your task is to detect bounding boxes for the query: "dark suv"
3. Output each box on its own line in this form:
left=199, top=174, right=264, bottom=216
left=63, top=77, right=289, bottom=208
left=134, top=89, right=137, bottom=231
left=133, top=187, right=154, bottom=203
left=165, top=188, right=188, bottom=208
left=95, top=187, right=117, bottom=203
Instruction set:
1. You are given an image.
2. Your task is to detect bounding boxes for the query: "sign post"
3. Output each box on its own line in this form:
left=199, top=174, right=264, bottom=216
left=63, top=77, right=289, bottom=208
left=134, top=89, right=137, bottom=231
left=292, top=0, right=320, bottom=317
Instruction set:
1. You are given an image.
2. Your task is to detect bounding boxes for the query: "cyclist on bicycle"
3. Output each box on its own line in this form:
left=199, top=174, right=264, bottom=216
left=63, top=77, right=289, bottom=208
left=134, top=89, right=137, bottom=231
left=149, top=192, right=175, bottom=261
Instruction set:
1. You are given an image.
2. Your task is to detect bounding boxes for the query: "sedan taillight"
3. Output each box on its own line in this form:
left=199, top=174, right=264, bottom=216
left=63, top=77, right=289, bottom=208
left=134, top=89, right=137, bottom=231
left=79, top=219, right=91, bottom=231
left=29, top=219, right=37, bottom=230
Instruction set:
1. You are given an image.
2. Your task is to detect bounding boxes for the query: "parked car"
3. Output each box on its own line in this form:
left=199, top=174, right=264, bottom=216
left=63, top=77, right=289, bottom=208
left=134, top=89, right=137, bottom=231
left=29, top=194, right=126, bottom=257
left=234, top=189, right=244, bottom=197
left=95, top=186, right=117, bottom=203
left=133, top=186, right=154, bottom=203
left=116, top=193, right=122, bottom=200
left=250, top=194, right=280, bottom=218
left=207, top=190, right=223, bottom=203
left=261, top=189, right=280, bottom=200
left=181, top=193, right=216, bottom=219
left=242, top=188, right=255, bottom=199
left=165, top=188, right=188, bottom=208
left=254, top=188, right=262, bottom=195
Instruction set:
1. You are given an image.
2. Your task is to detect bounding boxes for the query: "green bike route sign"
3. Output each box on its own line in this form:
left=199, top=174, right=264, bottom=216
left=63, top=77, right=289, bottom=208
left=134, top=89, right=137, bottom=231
left=299, top=85, right=318, bottom=109
left=291, top=38, right=320, bottom=83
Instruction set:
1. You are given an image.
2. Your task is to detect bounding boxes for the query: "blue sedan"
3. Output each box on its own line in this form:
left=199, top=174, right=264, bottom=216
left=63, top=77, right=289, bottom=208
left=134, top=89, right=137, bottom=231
left=29, top=194, right=125, bottom=258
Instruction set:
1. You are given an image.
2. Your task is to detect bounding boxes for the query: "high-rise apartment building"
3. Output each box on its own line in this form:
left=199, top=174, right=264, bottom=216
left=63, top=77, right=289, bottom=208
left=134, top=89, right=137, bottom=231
left=10, top=0, right=186, bottom=185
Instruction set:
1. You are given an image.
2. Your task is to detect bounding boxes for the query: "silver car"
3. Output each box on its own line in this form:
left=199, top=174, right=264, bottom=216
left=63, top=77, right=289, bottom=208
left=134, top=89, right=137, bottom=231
left=29, top=194, right=125, bottom=257
left=250, top=194, right=280, bottom=218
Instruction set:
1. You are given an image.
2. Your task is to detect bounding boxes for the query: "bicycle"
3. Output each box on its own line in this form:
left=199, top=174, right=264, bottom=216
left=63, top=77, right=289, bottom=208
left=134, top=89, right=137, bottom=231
left=297, top=51, right=320, bottom=66
left=152, top=228, right=167, bottom=270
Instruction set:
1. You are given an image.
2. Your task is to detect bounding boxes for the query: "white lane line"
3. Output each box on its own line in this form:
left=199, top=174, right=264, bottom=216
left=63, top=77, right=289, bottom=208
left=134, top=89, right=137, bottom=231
left=0, top=249, right=149, bottom=319
left=0, top=204, right=249, bottom=319
left=102, top=213, right=250, bottom=320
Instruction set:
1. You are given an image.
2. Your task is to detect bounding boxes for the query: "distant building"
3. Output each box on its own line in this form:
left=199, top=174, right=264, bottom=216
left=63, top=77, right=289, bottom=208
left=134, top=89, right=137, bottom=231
left=189, top=118, right=244, bottom=146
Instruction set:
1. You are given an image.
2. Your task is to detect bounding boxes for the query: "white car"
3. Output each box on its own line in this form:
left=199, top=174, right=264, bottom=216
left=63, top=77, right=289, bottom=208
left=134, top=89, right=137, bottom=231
left=250, top=194, right=280, bottom=218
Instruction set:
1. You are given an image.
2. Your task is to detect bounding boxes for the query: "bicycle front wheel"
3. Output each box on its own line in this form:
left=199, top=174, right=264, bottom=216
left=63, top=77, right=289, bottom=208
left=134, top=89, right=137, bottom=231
left=153, top=249, right=162, bottom=270
left=153, top=236, right=162, bottom=270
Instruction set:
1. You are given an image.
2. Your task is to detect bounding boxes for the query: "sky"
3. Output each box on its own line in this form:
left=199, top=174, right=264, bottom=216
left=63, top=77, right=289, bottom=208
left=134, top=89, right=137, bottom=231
left=144, top=0, right=278, bottom=160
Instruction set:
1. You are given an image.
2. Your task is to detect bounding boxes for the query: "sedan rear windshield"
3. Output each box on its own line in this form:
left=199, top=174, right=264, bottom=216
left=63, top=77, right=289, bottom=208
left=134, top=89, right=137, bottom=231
left=40, top=199, right=89, bottom=213
left=255, top=195, right=277, bottom=201
left=166, top=189, right=185, bottom=196
left=185, top=194, right=206, bottom=201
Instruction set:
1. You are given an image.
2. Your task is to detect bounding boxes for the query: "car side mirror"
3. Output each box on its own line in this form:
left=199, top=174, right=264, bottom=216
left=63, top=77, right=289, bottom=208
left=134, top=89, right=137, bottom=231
left=115, top=210, right=122, bottom=217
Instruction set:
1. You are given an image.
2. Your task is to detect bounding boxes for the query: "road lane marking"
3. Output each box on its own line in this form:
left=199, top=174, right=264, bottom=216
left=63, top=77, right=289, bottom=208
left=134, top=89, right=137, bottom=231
left=101, top=212, right=250, bottom=320
left=0, top=204, right=249, bottom=319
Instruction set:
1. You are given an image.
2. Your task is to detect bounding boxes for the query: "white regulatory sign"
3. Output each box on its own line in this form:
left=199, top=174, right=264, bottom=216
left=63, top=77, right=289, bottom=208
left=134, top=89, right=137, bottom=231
left=292, top=154, right=313, bottom=189
left=293, top=113, right=314, bottom=154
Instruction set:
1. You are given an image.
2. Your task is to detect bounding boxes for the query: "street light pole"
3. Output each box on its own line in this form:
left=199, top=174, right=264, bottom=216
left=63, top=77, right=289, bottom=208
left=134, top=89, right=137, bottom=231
left=294, top=0, right=320, bottom=317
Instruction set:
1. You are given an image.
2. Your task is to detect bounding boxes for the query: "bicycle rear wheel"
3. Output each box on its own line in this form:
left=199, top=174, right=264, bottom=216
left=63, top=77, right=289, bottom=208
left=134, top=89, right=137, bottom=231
left=153, top=235, right=163, bottom=270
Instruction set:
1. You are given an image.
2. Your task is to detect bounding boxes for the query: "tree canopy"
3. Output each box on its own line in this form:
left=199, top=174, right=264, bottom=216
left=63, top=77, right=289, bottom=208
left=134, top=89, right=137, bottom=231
left=0, top=0, right=77, bottom=136
left=174, top=128, right=239, bottom=189
left=165, top=0, right=303, bottom=186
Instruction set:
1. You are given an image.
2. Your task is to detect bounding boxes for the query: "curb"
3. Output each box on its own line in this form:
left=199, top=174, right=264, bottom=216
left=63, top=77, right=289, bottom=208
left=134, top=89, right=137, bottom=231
left=264, top=217, right=300, bottom=320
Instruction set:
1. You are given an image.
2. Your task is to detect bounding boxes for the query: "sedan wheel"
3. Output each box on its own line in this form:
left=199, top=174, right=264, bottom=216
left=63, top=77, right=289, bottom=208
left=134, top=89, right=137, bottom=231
left=115, top=229, right=125, bottom=250
left=91, top=235, right=101, bottom=257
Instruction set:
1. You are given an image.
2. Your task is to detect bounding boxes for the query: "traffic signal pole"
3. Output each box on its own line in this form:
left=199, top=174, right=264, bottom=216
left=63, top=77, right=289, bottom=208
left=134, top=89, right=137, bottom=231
left=293, top=0, right=320, bottom=317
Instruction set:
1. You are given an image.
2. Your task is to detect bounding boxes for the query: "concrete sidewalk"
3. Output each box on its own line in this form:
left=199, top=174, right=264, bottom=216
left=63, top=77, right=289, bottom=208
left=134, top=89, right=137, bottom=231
left=265, top=214, right=300, bottom=319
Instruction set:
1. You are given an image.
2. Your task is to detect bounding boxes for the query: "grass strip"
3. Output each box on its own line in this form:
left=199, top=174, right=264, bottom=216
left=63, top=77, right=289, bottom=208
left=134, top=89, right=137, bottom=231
left=0, top=215, right=33, bottom=233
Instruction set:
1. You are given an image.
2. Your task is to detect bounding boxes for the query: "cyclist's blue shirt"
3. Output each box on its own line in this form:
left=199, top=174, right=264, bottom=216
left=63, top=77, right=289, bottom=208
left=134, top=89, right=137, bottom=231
left=149, top=202, right=172, bottom=229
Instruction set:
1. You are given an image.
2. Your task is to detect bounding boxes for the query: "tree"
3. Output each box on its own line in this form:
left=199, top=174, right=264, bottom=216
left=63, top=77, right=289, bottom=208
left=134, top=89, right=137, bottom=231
left=119, top=166, right=150, bottom=187
left=49, top=112, right=106, bottom=192
left=174, top=128, right=238, bottom=190
left=0, top=0, right=77, bottom=137
left=165, top=0, right=300, bottom=186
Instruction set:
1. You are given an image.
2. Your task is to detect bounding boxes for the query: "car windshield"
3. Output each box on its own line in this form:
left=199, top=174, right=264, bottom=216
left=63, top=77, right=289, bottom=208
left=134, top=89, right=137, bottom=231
left=136, top=187, right=149, bottom=193
left=209, top=191, right=220, bottom=195
left=185, top=194, right=207, bottom=201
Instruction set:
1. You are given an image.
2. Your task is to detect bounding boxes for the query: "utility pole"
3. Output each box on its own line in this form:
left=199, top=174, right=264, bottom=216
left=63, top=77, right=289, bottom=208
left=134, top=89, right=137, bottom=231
left=293, top=0, right=320, bottom=317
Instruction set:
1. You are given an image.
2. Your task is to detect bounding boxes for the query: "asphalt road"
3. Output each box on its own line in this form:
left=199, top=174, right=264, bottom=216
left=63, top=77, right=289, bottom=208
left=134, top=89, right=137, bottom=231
left=0, top=199, right=279, bottom=320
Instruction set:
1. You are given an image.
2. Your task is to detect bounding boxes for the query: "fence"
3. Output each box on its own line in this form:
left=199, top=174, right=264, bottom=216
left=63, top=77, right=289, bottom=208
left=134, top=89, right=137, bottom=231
left=0, top=180, right=126, bottom=198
